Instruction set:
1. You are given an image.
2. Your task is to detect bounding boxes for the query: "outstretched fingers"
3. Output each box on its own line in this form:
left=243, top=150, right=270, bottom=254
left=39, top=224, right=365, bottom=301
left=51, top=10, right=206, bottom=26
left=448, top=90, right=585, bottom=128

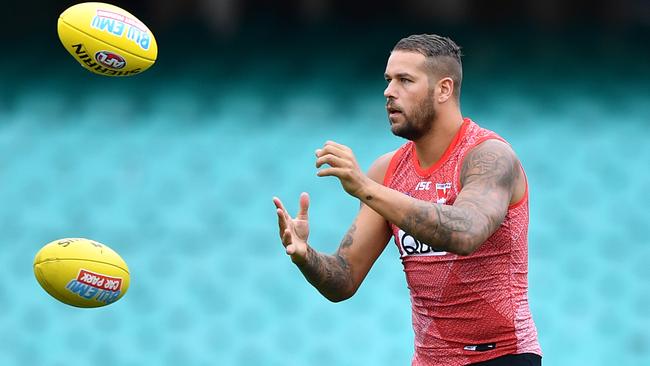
left=297, top=192, right=310, bottom=220
left=273, top=197, right=292, bottom=237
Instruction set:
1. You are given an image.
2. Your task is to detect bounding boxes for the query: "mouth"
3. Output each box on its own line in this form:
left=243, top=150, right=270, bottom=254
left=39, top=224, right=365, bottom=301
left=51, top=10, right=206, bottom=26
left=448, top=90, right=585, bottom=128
left=386, top=105, right=403, bottom=117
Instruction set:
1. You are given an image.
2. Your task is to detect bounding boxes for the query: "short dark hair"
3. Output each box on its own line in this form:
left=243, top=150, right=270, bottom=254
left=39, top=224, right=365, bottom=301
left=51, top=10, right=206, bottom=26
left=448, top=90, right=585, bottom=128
left=393, top=34, right=463, bottom=99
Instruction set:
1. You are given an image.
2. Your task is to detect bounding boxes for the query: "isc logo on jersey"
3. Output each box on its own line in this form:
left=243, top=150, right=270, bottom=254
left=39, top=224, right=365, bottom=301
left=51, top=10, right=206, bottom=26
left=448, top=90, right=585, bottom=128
left=398, top=229, right=448, bottom=257
left=414, top=182, right=452, bottom=204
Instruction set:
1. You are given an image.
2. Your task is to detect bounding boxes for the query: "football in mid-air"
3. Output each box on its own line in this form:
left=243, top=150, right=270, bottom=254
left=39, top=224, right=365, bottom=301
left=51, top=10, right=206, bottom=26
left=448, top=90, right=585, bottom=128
left=57, top=2, right=158, bottom=76
left=33, top=238, right=130, bottom=308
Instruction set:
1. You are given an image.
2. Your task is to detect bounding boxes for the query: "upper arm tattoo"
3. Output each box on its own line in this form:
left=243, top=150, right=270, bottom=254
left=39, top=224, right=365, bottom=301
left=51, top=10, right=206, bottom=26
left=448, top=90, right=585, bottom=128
left=460, top=140, right=518, bottom=193
left=399, top=140, right=519, bottom=254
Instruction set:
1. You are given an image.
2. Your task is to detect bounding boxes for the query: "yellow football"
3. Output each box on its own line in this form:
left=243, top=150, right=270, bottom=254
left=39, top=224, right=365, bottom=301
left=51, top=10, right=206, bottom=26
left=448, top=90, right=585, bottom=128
left=33, top=238, right=130, bottom=308
left=57, top=2, right=158, bottom=76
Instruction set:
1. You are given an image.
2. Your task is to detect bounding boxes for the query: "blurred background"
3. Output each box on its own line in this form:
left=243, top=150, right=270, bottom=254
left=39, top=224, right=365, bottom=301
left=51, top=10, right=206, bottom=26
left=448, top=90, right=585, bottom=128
left=1, top=0, right=649, bottom=365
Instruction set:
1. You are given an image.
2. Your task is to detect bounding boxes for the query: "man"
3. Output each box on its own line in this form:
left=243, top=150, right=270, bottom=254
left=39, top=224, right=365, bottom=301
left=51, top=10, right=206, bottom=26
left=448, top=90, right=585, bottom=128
left=273, top=34, right=542, bottom=366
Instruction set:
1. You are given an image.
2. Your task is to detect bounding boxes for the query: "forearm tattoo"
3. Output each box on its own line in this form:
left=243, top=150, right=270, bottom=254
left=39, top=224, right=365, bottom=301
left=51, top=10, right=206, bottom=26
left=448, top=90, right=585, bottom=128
left=297, top=224, right=357, bottom=300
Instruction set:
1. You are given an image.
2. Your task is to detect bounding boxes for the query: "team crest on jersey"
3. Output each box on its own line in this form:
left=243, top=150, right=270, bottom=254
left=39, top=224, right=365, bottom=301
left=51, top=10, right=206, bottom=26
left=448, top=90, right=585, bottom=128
left=436, top=182, right=452, bottom=204
left=398, top=229, right=448, bottom=257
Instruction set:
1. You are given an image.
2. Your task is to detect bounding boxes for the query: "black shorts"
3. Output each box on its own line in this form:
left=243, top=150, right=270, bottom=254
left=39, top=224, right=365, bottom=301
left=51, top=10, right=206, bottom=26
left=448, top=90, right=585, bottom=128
left=468, top=353, right=541, bottom=366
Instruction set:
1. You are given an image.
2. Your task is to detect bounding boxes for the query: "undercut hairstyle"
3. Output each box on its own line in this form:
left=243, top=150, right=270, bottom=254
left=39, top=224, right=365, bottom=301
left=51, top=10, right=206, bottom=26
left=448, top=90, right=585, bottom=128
left=393, top=34, right=463, bottom=99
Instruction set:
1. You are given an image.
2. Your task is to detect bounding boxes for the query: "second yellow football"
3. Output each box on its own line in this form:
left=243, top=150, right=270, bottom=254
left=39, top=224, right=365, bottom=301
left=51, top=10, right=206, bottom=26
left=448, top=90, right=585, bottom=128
left=33, top=238, right=130, bottom=308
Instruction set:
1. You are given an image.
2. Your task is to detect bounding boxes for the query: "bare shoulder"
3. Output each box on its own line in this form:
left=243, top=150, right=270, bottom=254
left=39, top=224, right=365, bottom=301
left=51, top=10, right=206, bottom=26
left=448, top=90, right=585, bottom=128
left=367, top=150, right=396, bottom=183
left=460, top=139, right=519, bottom=189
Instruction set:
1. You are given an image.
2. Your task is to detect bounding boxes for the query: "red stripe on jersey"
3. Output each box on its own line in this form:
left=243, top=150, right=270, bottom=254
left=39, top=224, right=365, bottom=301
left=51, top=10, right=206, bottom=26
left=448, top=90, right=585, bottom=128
left=383, top=144, right=409, bottom=187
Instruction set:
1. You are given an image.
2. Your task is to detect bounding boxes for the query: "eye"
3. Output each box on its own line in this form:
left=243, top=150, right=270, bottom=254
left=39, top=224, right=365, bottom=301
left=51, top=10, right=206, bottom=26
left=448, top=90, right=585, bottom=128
left=400, top=78, right=411, bottom=84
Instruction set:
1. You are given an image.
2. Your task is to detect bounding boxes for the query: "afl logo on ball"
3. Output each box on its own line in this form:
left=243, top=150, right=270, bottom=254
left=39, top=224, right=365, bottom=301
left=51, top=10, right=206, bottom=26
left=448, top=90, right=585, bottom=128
left=94, top=51, right=126, bottom=69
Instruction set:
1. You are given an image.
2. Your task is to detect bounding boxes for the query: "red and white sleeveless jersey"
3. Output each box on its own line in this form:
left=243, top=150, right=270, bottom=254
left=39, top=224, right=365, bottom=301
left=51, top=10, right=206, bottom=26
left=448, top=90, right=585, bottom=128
left=383, top=118, right=542, bottom=365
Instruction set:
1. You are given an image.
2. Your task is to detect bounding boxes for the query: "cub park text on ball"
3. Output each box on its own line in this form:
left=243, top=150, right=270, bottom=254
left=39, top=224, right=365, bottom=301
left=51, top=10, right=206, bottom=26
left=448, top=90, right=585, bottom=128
left=33, top=238, right=130, bottom=308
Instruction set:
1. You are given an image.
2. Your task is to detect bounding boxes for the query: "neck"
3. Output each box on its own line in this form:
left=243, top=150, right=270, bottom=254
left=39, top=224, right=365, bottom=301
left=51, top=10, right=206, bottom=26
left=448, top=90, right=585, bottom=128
left=413, top=108, right=464, bottom=169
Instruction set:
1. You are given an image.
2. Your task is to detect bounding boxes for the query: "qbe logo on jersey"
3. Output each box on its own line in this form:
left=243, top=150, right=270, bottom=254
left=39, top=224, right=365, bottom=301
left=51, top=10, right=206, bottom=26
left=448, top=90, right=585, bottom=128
left=397, top=229, right=448, bottom=257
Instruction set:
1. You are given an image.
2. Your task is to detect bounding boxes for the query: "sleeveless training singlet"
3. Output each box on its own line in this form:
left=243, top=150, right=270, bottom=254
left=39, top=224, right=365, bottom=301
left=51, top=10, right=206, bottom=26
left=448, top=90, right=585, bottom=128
left=383, top=118, right=542, bottom=366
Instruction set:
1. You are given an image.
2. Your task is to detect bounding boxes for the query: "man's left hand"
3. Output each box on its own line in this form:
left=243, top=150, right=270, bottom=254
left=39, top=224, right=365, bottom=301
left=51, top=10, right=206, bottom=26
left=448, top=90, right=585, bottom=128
left=315, top=141, right=372, bottom=198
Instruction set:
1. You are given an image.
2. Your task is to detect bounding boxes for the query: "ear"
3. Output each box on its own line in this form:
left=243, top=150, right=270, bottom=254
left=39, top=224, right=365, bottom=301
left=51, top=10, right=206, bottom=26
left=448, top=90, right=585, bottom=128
left=436, top=77, right=454, bottom=103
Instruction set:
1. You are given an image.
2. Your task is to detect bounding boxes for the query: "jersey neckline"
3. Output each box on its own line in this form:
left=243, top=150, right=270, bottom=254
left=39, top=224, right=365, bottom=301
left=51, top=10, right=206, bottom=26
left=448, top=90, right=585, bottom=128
left=411, top=118, right=471, bottom=177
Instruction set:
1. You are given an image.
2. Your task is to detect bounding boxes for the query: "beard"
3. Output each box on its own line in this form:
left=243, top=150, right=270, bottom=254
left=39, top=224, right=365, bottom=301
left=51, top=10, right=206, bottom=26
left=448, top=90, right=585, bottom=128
left=388, top=95, right=437, bottom=141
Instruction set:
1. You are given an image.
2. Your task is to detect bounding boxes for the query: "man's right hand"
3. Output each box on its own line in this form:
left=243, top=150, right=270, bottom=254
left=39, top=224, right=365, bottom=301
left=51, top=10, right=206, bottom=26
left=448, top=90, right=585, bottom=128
left=273, top=192, right=310, bottom=265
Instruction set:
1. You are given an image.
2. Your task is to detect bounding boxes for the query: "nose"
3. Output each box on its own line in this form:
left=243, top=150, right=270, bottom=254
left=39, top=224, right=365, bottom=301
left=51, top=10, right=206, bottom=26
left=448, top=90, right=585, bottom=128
left=384, top=81, right=396, bottom=99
